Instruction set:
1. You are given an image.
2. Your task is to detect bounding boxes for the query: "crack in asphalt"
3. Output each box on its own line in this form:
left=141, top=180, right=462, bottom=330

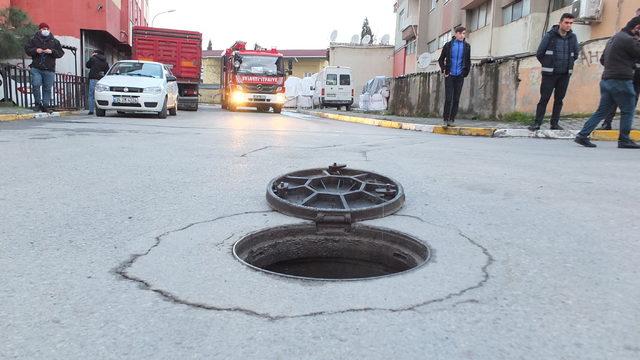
left=114, top=210, right=494, bottom=322
left=238, top=137, right=402, bottom=158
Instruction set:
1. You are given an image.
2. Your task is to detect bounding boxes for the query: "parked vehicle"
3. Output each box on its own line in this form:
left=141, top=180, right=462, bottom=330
left=313, top=66, right=354, bottom=110
left=132, top=26, right=202, bottom=111
left=221, top=41, right=287, bottom=113
left=93, top=60, right=179, bottom=118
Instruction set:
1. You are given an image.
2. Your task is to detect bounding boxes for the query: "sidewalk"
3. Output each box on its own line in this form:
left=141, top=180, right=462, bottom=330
left=0, top=105, right=79, bottom=122
left=298, top=108, right=640, bottom=142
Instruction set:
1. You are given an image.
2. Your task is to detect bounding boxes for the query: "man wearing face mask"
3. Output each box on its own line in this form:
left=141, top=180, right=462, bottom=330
left=575, top=16, right=640, bottom=149
left=24, top=23, right=64, bottom=113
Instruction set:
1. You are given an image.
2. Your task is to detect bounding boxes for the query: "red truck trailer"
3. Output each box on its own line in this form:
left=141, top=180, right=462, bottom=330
left=132, top=26, right=202, bottom=111
left=221, top=41, right=288, bottom=113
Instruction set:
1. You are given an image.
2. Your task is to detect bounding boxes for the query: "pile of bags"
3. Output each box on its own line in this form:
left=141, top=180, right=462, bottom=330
left=284, top=74, right=317, bottom=109
left=359, top=76, right=391, bottom=112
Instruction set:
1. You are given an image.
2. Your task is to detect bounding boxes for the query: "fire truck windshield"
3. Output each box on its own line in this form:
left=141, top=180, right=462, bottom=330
left=237, top=55, right=283, bottom=76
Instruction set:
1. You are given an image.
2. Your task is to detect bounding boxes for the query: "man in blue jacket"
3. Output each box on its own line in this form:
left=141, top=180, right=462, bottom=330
left=528, top=13, right=579, bottom=131
left=438, top=26, right=471, bottom=127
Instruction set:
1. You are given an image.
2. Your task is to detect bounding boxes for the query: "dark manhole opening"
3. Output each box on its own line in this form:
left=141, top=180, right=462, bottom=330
left=233, top=223, right=430, bottom=281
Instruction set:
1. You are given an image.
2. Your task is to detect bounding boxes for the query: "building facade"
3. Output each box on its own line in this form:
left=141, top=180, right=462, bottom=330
left=281, top=50, right=329, bottom=79
left=394, top=0, right=420, bottom=77
left=3, top=0, right=148, bottom=76
left=395, top=0, right=638, bottom=74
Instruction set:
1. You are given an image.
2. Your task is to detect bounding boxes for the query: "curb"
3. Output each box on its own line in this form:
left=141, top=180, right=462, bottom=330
left=0, top=111, right=77, bottom=122
left=300, top=110, right=640, bottom=142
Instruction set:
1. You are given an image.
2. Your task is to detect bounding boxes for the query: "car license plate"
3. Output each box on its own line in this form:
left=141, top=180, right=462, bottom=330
left=253, top=95, right=266, bottom=100
left=326, top=94, right=336, bottom=97
left=113, top=96, right=138, bottom=104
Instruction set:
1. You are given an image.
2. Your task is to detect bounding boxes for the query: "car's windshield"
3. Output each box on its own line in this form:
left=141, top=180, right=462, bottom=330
left=108, top=62, right=163, bottom=79
left=237, top=56, right=283, bottom=76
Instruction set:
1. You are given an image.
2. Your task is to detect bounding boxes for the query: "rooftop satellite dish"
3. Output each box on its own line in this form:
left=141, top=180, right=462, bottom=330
left=361, top=34, right=371, bottom=45
left=330, top=30, right=338, bottom=43
left=350, top=34, right=360, bottom=44
left=381, top=34, right=390, bottom=45
left=417, top=52, right=432, bottom=69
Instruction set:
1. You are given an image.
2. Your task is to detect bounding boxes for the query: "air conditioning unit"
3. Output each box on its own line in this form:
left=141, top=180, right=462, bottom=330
left=571, top=0, right=603, bottom=22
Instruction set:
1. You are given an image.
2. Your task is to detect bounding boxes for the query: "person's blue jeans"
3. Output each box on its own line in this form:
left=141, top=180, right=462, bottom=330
left=88, top=79, right=97, bottom=112
left=30, top=67, right=55, bottom=108
left=578, top=79, right=637, bottom=142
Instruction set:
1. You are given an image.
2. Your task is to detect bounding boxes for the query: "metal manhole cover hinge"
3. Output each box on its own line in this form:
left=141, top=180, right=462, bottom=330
left=315, top=213, right=352, bottom=233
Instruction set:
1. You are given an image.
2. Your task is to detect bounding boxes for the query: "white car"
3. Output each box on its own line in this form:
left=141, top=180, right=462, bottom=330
left=94, top=60, right=178, bottom=118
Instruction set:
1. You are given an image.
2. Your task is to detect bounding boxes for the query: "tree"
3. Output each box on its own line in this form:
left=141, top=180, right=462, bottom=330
left=361, top=17, right=374, bottom=45
left=0, top=7, right=38, bottom=60
left=206, top=39, right=212, bottom=51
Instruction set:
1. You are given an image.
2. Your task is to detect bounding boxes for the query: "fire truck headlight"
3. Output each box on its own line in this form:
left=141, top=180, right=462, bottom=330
left=275, top=93, right=286, bottom=104
left=231, top=91, right=245, bottom=104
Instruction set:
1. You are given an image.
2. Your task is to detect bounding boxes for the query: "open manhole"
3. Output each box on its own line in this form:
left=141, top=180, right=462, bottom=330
left=233, top=223, right=429, bottom=280
left=233, top=164, right=430, bottom=280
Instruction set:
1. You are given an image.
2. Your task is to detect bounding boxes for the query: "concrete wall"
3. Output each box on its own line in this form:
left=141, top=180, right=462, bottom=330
left=287, top=58, right=328, bottom=79
left=329, top=45, right=394, bottom=101
left=390, top=38, right=638, bottom=119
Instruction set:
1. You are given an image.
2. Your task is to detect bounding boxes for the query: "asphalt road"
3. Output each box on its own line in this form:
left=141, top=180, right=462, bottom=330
left=1, top=106, right=639, bottom=359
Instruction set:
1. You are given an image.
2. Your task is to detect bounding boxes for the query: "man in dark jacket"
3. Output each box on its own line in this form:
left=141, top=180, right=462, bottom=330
left=528, top=13, right=579, bottom=131
left=575, top=16, right=640, bottom=149
left=438, top=26, right=471, bottom=127
left=86, top=50, right=110, bottom=115
left=24, top=23, right=64, bottom=112
left=599, top=7, right=640, bottom=130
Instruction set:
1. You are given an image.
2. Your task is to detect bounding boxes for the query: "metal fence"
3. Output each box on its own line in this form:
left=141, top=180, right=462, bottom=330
left=0, top=63, right=86, bottom=110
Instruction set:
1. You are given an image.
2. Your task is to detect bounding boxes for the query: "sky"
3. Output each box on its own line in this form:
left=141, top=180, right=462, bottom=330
left=148, top=0, right=396, bottom=50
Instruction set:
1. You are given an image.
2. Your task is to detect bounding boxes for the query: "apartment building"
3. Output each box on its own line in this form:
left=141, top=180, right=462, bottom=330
left=395, top=0, right=638, bottom=75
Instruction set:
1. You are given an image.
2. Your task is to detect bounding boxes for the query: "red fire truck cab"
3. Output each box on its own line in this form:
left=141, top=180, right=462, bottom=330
left=221, top=42, right=287, bottom=113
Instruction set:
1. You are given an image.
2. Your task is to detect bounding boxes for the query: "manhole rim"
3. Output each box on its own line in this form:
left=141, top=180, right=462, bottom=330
left=265, top=167, right=406, bottom=222
left=232, top=222, right=432, bottom=282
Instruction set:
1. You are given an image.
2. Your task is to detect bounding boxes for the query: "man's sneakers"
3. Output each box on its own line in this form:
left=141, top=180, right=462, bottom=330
left=618, top=139, right=640, bottom=149
left=550, top=125, right=564, bottom=130
left=599, top=123, right=612, bottom=130
left=574, top=135, right=597, bottom=148
left=443, top=119, right=454, bottom=127
left=528, top=125, right=540, bottom=132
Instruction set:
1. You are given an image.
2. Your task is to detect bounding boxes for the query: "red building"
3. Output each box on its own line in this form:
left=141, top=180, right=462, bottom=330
left=4, top=0, right=148, bottom=75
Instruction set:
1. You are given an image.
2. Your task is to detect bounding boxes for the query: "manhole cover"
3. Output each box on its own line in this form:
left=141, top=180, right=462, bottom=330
left=266, top=163, right=405, bottom=222
left=233, top=223, right=430, bottom=280
left=233, top=164, right=426, bottom=281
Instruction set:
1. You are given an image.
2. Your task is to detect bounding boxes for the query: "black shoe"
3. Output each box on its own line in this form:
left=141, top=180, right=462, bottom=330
left=574, top=135, right=597, bottom=148
left=88, top=111, right=94, bottom=115
left=443, top=120, right=450, bottom=127
left=618, top=139, right=640, bottom=149
left=528, top=125, right=540, bottom=131
left=599, top=124, right=612, bottom=130
left=550, top=125, right=564, bottom=130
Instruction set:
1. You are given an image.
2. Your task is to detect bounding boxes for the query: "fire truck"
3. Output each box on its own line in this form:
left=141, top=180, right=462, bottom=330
left=221, top=42, right=288, bottom=113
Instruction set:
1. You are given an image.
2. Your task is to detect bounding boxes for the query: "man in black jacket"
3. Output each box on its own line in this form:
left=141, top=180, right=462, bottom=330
left=438, top=26, right=471, bottom=127
left=24, top=23, right=64, bottom=112
left=575, top=16, right=640, bottom=149
left=529, top=13, right=579, bottom=131
left=86, top=50, right=110, bottom=115
left=599, top=7, right=640, bottom=130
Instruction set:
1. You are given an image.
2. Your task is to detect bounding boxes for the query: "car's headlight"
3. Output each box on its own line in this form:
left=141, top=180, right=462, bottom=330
left=95, top=84, right=109, bottom=92
left=231, top=91, right=245, bottom=104
left=144, top=86, right=162, bottom=94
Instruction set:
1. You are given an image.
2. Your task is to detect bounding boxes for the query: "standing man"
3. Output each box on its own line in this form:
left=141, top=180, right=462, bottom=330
left=575, top=16, right=640, bottom=149
left=599, top=7, right=640, bottom=130
left=438, top=26, right=471, bottom=127
left=24, top=23, right=64, bottom=113
left=528, top=13, right=579, bottom=131
left=86, top=50, right=110, bottom=115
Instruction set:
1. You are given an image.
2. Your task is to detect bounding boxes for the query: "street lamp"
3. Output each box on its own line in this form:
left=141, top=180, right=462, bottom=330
left=151, top=9, right=176, bottom=27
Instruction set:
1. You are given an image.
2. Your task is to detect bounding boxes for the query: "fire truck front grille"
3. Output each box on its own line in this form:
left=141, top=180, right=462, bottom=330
left=243, top=84, right=278, bottom=94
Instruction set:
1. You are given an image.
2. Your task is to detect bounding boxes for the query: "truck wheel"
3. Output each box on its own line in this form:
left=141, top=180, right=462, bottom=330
left=346, top=106, right=352, bottom=111
left=273, top=105, right=282, bottom=114
left=169, top=104, right=177, bottom=116
left=193, top=103, right=198, bottom=111
left=228, top=103, right=237, bottom=112
left=158, top=97, right=168, bottom=119
left=96, top=108, right=106, bottom=117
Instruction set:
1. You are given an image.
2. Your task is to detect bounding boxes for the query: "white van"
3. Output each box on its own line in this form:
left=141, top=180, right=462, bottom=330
left=313, top=66, right=354, bottom=110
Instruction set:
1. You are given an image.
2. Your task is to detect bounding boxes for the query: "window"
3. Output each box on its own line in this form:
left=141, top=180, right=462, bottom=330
left=339, top=74, right=351, bottom=86
left=237, top=55, right=284, bottom=76
left=428, top=39, right=437, bottom=53
left=468, top=1, right=490, bottom=31
left=438, top=31, right=452, bottom=49
left=108, top=62, right=163, bottom=79
left=406, top=41, right=417, bottom=54
left=553, top=0, right=573, bottom=11
left=326, top=74, right=338, bottom=85
left=431, top=0, right=436, bottom=11
left=503, top=0, right=530, bottom=25
left=304, top=72, right=313, bottom=78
